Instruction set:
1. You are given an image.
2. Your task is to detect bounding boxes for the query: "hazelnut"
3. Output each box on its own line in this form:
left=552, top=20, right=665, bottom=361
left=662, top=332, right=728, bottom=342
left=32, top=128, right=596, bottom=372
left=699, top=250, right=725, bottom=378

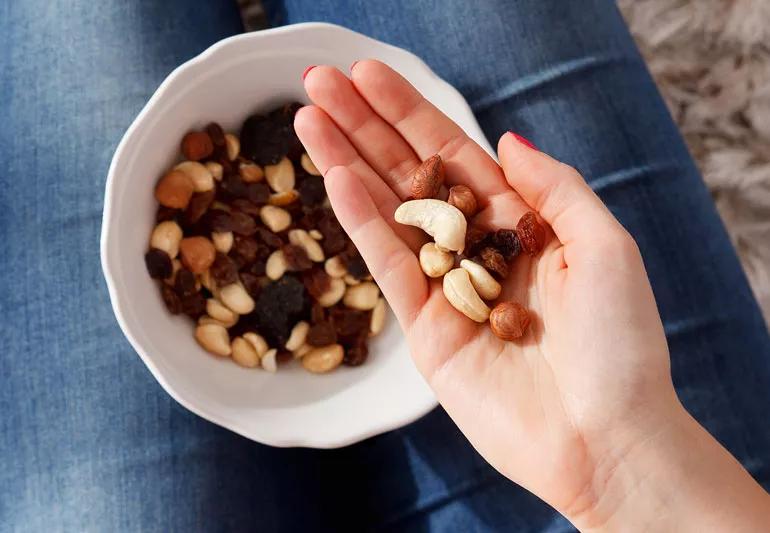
left=300, top=153, right=321, bottom=176
left=489, top=301, right=531, bottom=341
left=179, top=236, right=216, bottom=274
left=181, top=131, right=214, bottom=161
left=410, top=154, right=445, bottom=199
left=447, top=185, right=478, bottom=217
left=224, top=133, right=240, bottom=161
left=239, top=162, right=264, bottom=183
left=154, top=169, right=194, bottom=209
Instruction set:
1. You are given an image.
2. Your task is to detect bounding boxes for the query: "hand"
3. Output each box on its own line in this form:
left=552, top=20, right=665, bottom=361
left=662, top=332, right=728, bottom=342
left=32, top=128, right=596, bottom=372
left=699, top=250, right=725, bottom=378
left=295, top=61, right=769, bottom=530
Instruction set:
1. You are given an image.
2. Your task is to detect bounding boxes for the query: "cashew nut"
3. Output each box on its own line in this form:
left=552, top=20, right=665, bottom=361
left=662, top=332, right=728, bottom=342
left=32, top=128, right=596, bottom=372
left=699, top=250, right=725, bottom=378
left=343, top=281, right=380, bottom=310
left=211, top=231, right=233, bottom=254
left=419, top=242, right=454, bottom=278
left=370, top=298, right=387, bottom=337
left=394, top=199, right=467, bottom=252
left=231, top=337, right=260, bottom=368
left=289, top=229, right=324, bottom=262
left=318, top=278, right=346, bottom=307
left=219, top=283, right=255, bottom=314
left=266, top=249, right=287, bottom=280
left=243, top=332, right=269, bottom=358
left=324, top=256, right=347, bottom=278
left=261, top=348, right=278, bottom=372
left=285, top=321, right=310, bottom=351
left=442, top=268, right=490, bottom=322
left=301, top=344, right=344, bottom=373
left=460, top=259, right=501, bottom=300
left=195, top=323, right=231, bottom=357
left=265, top=156, right=295, bottom=193
left=259, top=205, right=291, bottom=232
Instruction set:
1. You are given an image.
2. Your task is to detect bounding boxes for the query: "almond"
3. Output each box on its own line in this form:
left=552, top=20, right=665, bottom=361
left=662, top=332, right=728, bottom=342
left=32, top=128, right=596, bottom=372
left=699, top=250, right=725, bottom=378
left=410, top=154, right=445, bottom=199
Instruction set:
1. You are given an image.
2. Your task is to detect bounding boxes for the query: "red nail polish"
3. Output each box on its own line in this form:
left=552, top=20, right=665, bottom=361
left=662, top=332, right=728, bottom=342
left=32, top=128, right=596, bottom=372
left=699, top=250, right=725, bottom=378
left=302, top=65, right=316, bottom=81
left=509, top=131, right=537, bottom=150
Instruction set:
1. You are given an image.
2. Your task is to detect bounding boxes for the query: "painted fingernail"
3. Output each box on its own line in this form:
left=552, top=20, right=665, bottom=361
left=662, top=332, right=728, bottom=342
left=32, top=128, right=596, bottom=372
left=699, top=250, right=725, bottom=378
left=350, top=60, right=359, bottom=74
left=302, top=65, right=316, bottom=81
left=509, top=131, right=537, bottom=150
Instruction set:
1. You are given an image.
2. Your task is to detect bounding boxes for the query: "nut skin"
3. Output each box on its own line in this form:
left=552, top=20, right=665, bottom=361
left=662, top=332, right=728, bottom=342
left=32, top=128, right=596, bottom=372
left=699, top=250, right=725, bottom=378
left=301, top=344, right=344, bottom=373
left=394, top=199, right=467, bottom=253
left=419, top=242, right=454, bottom=278
left=442, top=268, right=491, bottom=323
left=516, top=212, right=546, bottom=256
left=155, top=169, right=194, bottom=209
left=490, top=301, right=531, bottom=341
left=410, top=154, right=445, bottom=199
left=181, top=131, right=214, bottom=161
left=447, top=185, right=478, bottom=217
left=179, top=236, right=216, bottom=274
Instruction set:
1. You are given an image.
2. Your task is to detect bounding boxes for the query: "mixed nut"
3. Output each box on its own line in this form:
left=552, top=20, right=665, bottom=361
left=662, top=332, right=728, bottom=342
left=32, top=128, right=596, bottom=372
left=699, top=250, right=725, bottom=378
left=396, top=155, right=545, bottom=340
left=144, top=103, right=386, bottom=373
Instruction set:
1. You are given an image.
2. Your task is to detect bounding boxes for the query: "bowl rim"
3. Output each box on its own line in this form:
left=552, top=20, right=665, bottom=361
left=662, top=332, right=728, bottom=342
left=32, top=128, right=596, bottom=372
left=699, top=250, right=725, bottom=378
left=101, top=22, right=489, bottom=448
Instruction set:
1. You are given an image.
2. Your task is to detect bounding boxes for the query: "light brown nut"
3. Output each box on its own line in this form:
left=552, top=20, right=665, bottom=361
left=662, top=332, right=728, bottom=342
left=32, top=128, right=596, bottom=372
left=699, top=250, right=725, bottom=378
left=259, top=205, right=291, bottom=232
left=175, top=161, right=214, bottom=192
left=182, top=131, right=213, bottom=161
left=370, top=298, right=387, bottom=337
left=447, top=185, right=478, bottom=217
left=300, top=153, right=321, bottom=176
left=205, top=161, right=224, bottom=181
left=318, top=278, right=346, bottom=307
left=410, top=154, right=445, bottom=199
left=265, top=156, right=295, bottom=193
left=490, top=301, right=531, bottom=340
left=343, top=281, right=380, bottom=310
left=243, top=332, right=269, bottom=358
left=394, top=200, right=467, bottom=253
left=261, top=348, right=278, bottom=372
left=239, top=162, right=264, bottom=183
left=460, top=259, right=501, bottom=300
left=231, top=336, right=260, bottom=368
left=266, top=249, right=287, bottom=280
left=150, top=221, right=183, bottom=259
left=343, top=274, right=361, bottom=286
left=219, top=283, right=255, bottom=314
left=288, top=229, right=324, bottom=262
left=268, top=190, right=299, bottom=206
left=309, top=229, right=323, bottom=240
left=211, top=231, right=234, bottom=254
left=442, top=268, right=490, bottom=322
left=285, top=321, right=310, bottom=351
left=164, top=258, right=182, bottom=285
left=179, top=236, right=216, bottom=274
left=155, top=169, right=194, bottom=209
left=198, top=315, right=229, bottom=327
left=324, top=256, right=347, bottom=278
left=418, top=242, right=454, bottom=278
left=194, top=323, right=231, bottom=357
left=301, top=344, right=344, bottom=373
left=293, top=343, right=312, bottom=358
left=224, top=133, right=240, bottom=161
left=206, top=298, right=238, bottom=326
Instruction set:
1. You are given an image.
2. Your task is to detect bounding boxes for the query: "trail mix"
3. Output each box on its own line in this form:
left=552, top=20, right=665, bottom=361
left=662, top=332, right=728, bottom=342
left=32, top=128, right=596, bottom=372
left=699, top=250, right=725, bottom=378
left=395, top=155, right=545, bottom=340
left=144, top=103, right=386, bottom=373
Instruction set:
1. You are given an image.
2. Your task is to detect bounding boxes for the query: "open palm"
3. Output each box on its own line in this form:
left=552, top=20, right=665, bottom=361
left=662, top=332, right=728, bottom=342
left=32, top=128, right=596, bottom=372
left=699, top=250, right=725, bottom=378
left=295, top=60, right=677, bottom=523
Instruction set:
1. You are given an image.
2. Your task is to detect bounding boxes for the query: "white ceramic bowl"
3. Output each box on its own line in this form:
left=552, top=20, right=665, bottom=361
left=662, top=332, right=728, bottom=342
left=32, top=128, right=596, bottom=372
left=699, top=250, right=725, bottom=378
left=101, top=22, right=493, bottom=448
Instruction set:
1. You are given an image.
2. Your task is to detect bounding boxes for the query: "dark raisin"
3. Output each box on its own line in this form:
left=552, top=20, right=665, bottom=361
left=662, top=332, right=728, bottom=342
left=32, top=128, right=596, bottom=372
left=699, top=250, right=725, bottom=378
left=218, top=174, right=248, bottom=201
left=204, top=210, right=235, bottom=233
left=256, top=227, right=283, bottom=249
left=276, top=350, right=293, bottom=364
left=297, top=206, right=326, bottom=230
left=160, top=284, right=183, bottom=314
left=343, top=251, right=368, bottom=279
left=254, top=277, right=307, bottom=345
left=240, top=113, right=288, bottom=166
left=310, top=302, right=326, bottom=324
left=283, top=244, right=312, bottom=271
left=344, top=343, right=368, bottom=366
left=330, top=307, right=370, bottom=337
left=230, top=236, right=260, bottom=265
left=184, top=190, right=215, bottom=226
left=318, top=214, right=348, bottom=255
left=307, top=321, right=337, bottom=346
left=465, top=226, right=493, bottom=257
left=298, top=178, right=326, bottom=206
left=492, top=229, right=521, bottom=260
left=156, top=206, right=179, bottom=223
left=230, top=211, right=257, bottom=236
left=210, top=253, right=239, bottom=286
left=205, top=122, right=226, bottom=150
left=302, top=269, right=331, bottom=299
left=181, top=292, right=206, bottom=319
left=243, top=258, right=267, bottom=277
left=479, top=247, right=509, bottom=279
left=239, top=272, right=262, bottom=299
left=246, top=183, right=270, bottom=206
left=145, top=248, right=172, bottom=279
left=230, top=199, right=261, bottom=216
left=174, top=269, right=197, bottom=297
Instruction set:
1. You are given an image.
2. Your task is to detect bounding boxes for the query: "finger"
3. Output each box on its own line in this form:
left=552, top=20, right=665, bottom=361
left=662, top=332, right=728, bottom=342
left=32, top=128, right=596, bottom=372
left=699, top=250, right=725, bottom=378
left=294, top=105, right=425, bottom=251
left=497, top=132, right=627, bottom=253
left=303, top=66, right=419, bottom=198
left=324, top=165, right=428, bottom=327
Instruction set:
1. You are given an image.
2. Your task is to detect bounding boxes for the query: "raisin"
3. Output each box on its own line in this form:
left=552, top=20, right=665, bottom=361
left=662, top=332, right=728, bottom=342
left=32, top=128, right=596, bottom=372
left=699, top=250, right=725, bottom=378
left=145, top=248, right=172, bottom=279
left=239, top=272, right=262, bottom=299
left=256, top=227, right=283, bottom=249
left=307, top=321, right=337, bottom=346
left=283, top=244, right=312, bottom=271
left=184, top=190, right=215, bottom=226
left=230, top=236, right=262, bottom=266
left=204, top=210, right=235, bottom=233
left=156, top=206, right=179, bottom=223
left=240, top=113, right=288, bottom=166
left=181, top=292, right=206, bottom=319
left=230, top=211, right=257, bottom=236
left=210, top=252, right=238, bottom=286
left=243, top=258, right=267, bottom=277
left=218, top=174, right=248, bottom=201
left=344, top=343, right=368, bottom=366
left=174, top=269, right=197, bottom=297
left=254, top=277, right=307, bottom=345
left=330, top=307, right=370, bottom=337
left=492, top=229, right=521, bottom=260
left=479, top=247, right=509, bottom=279
left=342, top=250, right=368, bottom=279
left=516, top=212, right=545, bottom=256
left=276, top=350, right=293, bottom=364
left=310, top=302, right=326, bottom=324
left=206, top=122, right=226, bottom=150
left=159, top=284, right=183, bottom=315
left=245, top=183, right=270, bottom=206
left=318, top=214, right=348, bottom=255
left=298, top=178, right=326, bottom=206
left=465, top=226, right=493, bottom=257
left=302, top=269, right=331, bottom=299
left=230, top=199, right=261, bottom=216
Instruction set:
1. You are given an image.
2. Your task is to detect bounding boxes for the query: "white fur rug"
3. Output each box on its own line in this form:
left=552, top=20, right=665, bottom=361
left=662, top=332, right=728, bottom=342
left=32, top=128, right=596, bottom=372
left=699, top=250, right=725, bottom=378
left=239, top=1, right=770, bottom=326
left=619, top=0, right=770, bottom=326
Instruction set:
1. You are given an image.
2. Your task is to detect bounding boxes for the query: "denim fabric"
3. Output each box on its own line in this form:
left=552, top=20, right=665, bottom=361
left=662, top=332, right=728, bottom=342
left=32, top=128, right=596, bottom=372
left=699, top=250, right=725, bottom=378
left=1, top=0, right=768, bottom=531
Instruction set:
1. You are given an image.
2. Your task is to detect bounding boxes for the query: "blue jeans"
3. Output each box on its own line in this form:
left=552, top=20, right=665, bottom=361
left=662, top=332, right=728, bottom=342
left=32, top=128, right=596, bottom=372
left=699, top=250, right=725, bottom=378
left=2, top=0, right=769, bottom=531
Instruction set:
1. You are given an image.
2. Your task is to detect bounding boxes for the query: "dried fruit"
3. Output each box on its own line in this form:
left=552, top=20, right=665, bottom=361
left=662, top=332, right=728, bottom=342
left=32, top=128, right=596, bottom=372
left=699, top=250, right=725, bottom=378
left=465, top=226, right=492, bottom=257
left=155, top=206, right=179, bottom=223
left=205, top=122, right=226, bottom=152
left=155, top=170, right=194, bottom=209
left=410, top=155, right=445, bottom=199
left=246, top=183, right=271, bottom=205
left=229, top=211, right=257, bottom=236
left=298, top=177, right=326, bottom=206
left=184, top=190, right=215, bottom=226
left=330, top=307, right=371, bottom=337
left=210, top=252, right=239, bottom=286
left=230, top=236, right=262, bottom=266
left=181, top=131, right=214, bottom=161
left=342, top=249, right=368, bottom=279
left=230, top=199, right=261, bottom=217
left=492, top=229, right=521, bottom=260
left=344, top=342, right=368, bottom=366
left=256, top=227, right=283, bottom=249
left=479, top=247, right=509, bottom=279
left=181, top=292, right=207, bottom=318
left=516, top=212, right=545, bottom=256
left=283, top=244, right=313, bottom=272
left=302, top=268, right=332, bottom=299
left=238, top=272, right=262, bottom=299
left=145, top=248, right=172, bottom=279
left=174, top=269, right=197, bottom=297
left=307, top=321, right=337, bottom=346
left=160, top=284, right=183, bottom=314
left=490, top=301, right=531, bottom=340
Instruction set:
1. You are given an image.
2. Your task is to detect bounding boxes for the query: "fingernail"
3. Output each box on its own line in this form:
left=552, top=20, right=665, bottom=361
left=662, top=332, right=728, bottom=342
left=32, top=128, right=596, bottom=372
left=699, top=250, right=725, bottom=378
left=509, top=131, right=537, bottom=150
left=350, top=60, right=359, bottom=74
left=302, top=65, right=316, bottom=81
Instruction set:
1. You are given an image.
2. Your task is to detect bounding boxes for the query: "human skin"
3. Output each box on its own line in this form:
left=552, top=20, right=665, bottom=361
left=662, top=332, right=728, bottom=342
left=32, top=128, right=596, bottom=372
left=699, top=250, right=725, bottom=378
left=295, top=60, right=770, bottom=531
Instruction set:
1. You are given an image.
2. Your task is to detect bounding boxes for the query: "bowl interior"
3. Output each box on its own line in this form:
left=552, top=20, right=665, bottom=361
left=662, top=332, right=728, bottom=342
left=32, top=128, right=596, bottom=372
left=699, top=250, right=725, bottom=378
left=102, top=23, right=492, bottom=448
